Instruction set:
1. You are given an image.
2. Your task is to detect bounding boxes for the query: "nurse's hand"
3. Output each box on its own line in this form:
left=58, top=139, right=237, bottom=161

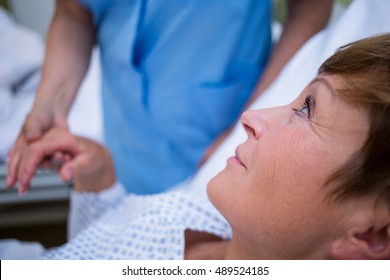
left=7, top=128, right=116, bottom=194
left=6, top=101, right=68, bottom=189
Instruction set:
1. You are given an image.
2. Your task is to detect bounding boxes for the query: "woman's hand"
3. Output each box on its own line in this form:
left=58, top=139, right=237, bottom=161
left=8, top=128, right=116, bottom=194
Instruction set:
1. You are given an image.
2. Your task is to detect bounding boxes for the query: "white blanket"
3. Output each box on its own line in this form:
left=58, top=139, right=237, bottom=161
left=186, top=0, right=390, bottom=196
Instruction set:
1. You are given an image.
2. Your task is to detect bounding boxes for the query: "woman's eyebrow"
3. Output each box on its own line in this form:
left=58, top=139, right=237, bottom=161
left=308, top=77, right=335, bottom=96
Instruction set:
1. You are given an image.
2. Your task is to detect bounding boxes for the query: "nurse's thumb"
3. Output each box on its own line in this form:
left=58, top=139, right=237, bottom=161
left=24, top=121, right=44, bottom=142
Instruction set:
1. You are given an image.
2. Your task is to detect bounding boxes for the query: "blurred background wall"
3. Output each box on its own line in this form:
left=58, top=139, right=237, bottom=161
left=5, top=0, right=54, bottom=38
left=2, top=0, right=352, bottom=40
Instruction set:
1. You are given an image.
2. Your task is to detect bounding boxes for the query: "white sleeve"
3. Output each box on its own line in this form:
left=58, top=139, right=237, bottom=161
left=67, top=181, right=126, bottom=240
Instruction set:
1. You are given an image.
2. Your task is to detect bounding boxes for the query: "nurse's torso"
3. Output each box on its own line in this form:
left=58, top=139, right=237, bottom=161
left=79, top=0, right=272, bottom=193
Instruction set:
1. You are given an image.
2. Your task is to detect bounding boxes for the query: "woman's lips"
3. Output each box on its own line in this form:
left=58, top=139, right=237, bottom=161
left=227, top=156, right=241, bottom=165
left=227, top=148, right=246, bottom=168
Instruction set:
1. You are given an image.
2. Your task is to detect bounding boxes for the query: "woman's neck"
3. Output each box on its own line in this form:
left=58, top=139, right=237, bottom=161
left=184, top=229, right=230, bottom=260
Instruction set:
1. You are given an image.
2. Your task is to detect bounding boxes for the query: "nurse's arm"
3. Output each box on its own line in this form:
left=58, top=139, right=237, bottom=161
left=201, top=0, right=333, bottom=163
left=6, top=0, right=96, bottom=188
left=248, top=0, right=333, bottom=103
left=36, top=0, right=95, bottom=116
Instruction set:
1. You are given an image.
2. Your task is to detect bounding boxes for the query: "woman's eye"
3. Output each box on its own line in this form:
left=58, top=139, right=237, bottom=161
left=292, top=95, right=313, bottom=118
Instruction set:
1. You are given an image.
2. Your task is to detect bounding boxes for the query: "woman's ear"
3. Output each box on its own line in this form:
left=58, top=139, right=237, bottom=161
left=330, top=200, right=390, bottom=260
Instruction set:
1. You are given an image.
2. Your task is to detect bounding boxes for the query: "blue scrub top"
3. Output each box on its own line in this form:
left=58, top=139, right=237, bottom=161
left=79, top=0, right=272, bottom=194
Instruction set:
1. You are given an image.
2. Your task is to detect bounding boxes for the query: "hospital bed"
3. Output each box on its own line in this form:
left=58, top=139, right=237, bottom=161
left=1, top=0, right=390, bottom=258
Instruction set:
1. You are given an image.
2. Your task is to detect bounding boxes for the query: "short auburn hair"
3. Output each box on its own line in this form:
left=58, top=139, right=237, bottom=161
left=318, top=33, right=390, bottom=204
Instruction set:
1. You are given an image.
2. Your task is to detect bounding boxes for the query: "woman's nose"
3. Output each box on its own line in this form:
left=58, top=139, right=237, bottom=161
left=240, top=107, right=286, bottom=139
left=241, top=110, right=266, bottom=139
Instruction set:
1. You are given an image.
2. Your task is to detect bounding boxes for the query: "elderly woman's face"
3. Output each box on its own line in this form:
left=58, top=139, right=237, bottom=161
left=207, top=74, right=370, bottom=259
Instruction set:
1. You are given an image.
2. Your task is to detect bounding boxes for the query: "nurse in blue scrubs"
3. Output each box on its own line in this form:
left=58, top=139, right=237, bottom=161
left=7, top=0, right=333, bottom=194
